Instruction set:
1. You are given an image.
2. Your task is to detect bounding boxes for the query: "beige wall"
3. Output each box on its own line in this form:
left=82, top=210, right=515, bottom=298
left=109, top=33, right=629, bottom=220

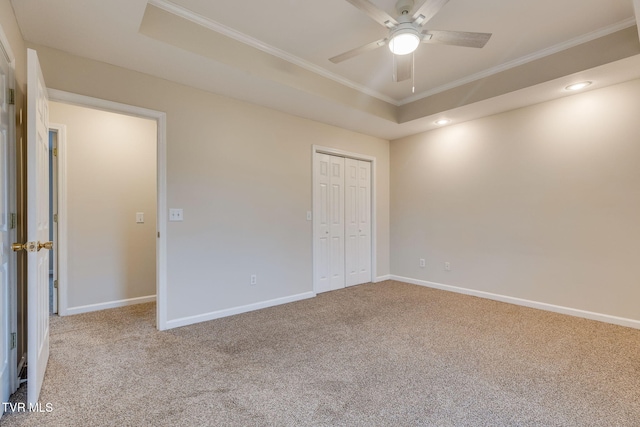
left=50, top=101, right=157, bottom=310
left=391, top=79, right=640, bottom=321
left=30, top=45, right=390, bottom=322
left=11, top=0, right=637, bottom=326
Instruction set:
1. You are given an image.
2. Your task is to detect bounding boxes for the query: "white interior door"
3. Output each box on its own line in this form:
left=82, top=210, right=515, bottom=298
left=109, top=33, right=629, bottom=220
left=26, top=48, right=50, bottom=406
left=345, top=159, right=372, bottom=287
left=328, top=156, right=345, bottom=291
left=356, top=160, right=371, bottom=284
left=315, top=152, right=373, bottom=292
left=314, top=154, right=345, bottom=293
left=345, top=159, right=359, bottom=287
left=0, top=33, right=12, bottom=409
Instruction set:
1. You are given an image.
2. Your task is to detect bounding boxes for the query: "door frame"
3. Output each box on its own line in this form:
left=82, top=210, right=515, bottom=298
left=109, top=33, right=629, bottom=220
left=311, top=145, right=377, bottom=294
left=0, top=21, right=17, bottom=405
left=48, top=124, right=65, bottom=315
left=47, top=89, right=169, bottom=331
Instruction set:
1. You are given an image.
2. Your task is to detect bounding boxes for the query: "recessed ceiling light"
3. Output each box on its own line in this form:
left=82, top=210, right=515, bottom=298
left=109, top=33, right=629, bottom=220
left=435, top=119, right=450, bottom=126
left=565, top=81, right=592, bottom=91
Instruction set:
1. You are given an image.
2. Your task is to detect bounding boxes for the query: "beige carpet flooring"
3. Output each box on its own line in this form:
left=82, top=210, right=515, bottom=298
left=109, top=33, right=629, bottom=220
left=2, top=281, right=640, bottom=426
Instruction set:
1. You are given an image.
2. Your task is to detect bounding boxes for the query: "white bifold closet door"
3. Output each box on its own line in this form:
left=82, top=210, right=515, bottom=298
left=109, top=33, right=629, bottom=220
left=314, top=153, right=371, bottom=293
left=315, top=154, right=345, bottom=293
left=345, top=158, right=371, bottom=287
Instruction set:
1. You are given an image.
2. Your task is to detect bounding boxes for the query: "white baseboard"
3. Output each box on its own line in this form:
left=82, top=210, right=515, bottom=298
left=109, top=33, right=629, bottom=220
left=64, top=295, right=157, bottom=316
left=165, top=291, right=316, bottom=330
left=375, top=275, right=391, bottom=282
left=390, top=275, right=640, bottom=330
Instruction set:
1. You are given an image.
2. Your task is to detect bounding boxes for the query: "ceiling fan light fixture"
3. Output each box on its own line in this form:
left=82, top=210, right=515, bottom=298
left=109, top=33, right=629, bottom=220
left=388, top=27, right=421, bottom=55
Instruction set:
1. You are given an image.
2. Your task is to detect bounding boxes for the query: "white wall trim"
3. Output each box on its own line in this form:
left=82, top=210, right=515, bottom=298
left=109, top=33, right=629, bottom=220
left=48, top=89, right=165, bottom=122
left=47, top=89, right=168, bottom=330
left=66, top=295, right=157, bottom=316
left=313, top=145, right=377, bottom=163
left=375, top=275, right=391, bottom=282
left=399, top=17, right=637, bottom=106
left=311, top=145, right=378, bottom=294
left=148, top=0, right=398, bottom=106
left=156, top=113, right=168, bottom=331
left=166, top=292, right=316, bottom=330
left=48, top=123, right=67, bottom=317
left=146, top=1, right=635, bottom=107
left=390, top=275, right=640, bottom=330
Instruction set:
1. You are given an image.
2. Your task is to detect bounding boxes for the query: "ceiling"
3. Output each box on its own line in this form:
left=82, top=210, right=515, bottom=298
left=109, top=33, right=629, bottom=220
left=11, top=0, right=640, bottom=139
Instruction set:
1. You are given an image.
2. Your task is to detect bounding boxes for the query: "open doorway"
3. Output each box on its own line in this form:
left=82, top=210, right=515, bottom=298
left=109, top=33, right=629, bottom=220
left=46, top=90, right=168, bottom=330
left=49, top=102, right=158, bottom=317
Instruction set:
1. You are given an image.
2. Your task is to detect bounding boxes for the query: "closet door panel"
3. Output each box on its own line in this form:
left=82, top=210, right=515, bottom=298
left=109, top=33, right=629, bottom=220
left=357, top=161, right=372, bottom=284
left=345, top=159, right=359, bottom=286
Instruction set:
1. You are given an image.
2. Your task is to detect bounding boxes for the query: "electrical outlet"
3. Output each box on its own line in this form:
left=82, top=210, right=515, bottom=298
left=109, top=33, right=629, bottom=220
left=250, top=274, right=257, bottom=285
left=419, top=258, right=425, bottom=268
left=445, top=262, right=451, bottom=271
left=169, top=208, right=183, bottom=222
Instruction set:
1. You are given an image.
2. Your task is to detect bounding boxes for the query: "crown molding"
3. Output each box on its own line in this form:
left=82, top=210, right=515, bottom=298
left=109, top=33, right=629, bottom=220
left=148, top=1, right=636, bottom=110
left=148, top=0, right=400, bottom=106
left=398, top=17, right=637, bottom=105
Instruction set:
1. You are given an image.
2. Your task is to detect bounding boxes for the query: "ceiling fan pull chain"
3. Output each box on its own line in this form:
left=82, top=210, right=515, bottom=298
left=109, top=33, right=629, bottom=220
left=412, top=52, right=415, bottom=93
left=392, top=52, right=397, bottom=82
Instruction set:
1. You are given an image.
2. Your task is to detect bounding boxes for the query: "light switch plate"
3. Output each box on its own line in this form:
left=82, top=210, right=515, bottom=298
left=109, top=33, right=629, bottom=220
left=306, top=211, right=312, bottom=221
left=169, top=208, right=183, bottom=221
left=136, top=212, right=144, bottom=223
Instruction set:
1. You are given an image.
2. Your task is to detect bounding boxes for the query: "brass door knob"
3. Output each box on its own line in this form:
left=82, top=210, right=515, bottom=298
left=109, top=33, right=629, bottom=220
left=12, top=241, right=48, bottom=252
left=38, top=241, right=53, bottom=251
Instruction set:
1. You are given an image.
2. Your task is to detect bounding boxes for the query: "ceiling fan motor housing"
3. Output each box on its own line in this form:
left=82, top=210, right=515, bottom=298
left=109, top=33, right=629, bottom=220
left=388, top=15, right=422, bottom=55
left=390, top=21, right=421, bottom=40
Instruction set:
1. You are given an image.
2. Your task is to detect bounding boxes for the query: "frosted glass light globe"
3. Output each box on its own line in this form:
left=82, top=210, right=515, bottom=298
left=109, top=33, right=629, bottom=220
left=389, top=32, right=420, bottom=55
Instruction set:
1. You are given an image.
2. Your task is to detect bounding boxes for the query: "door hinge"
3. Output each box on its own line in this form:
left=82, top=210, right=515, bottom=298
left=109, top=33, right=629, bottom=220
left=9, top=213, right=16, bottom=229
left=53, top=280, right=58, bottom=289
left=53, top=213, right=58, bottom=223
left=53, top=147, right=58, bottom=157
left=8, top=88, right=15, bottom=105
left=11, top=332, right=16, bottom=349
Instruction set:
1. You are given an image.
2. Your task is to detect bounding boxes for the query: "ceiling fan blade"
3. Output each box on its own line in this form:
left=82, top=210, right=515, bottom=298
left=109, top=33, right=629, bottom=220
left=344, top=0, right=398, bottom=28
left=422, top=30, right=492, bottom=48
left=329, top=38, right=387, bottom=63
left=394, top=53, right=412, bottom=82
left=412, top=0, right=450, bottom=25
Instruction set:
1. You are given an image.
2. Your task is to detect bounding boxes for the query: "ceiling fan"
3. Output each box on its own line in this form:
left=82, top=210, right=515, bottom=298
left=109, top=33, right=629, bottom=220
left=330, top=0, right=492, bottom=83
